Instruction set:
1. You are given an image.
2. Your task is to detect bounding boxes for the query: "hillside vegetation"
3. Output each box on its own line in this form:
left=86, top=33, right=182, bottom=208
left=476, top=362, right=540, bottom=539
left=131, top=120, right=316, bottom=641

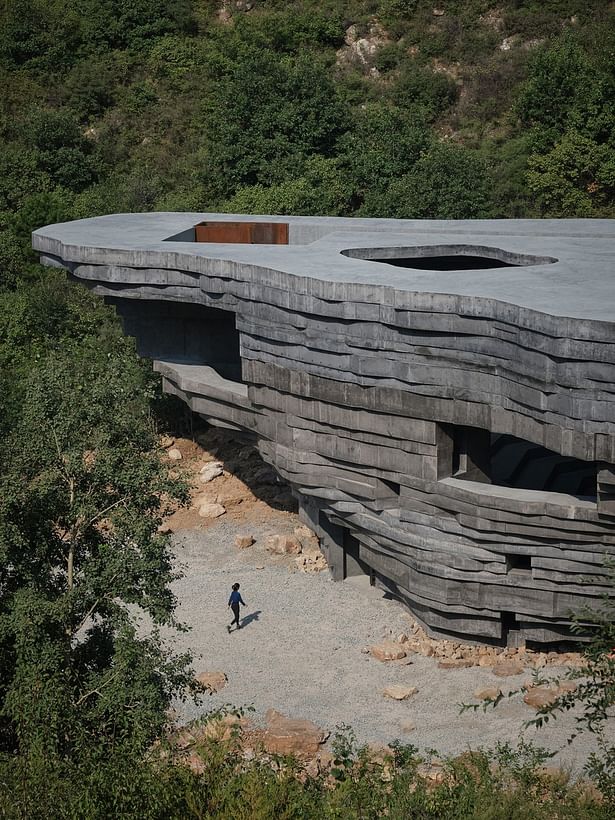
left=1, top=0, right=615, bottom=248
left=0, top=2, right=614, bottom=817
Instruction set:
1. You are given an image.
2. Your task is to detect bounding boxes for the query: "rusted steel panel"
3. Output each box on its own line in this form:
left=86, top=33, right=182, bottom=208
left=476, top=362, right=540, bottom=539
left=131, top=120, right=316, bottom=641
left=195, top=221, right=288, bottom=244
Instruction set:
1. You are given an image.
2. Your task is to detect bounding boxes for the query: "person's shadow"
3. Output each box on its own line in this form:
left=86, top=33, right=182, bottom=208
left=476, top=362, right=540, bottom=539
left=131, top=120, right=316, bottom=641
left=240, top=610, right=261, bottom=629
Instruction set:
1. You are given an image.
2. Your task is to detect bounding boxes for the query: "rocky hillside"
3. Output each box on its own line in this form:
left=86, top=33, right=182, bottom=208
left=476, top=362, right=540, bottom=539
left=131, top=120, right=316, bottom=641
left=1, top=0, right=615, bottom=266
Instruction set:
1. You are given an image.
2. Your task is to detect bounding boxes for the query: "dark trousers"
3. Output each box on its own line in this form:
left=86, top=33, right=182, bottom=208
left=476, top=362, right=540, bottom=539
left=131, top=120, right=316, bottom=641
left=230, top=603, right=241, bottom=627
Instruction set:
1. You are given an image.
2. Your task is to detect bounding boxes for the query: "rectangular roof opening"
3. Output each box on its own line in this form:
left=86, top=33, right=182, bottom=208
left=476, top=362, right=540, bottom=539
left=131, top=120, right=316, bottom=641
left=194, top=221, right=289, bottom=245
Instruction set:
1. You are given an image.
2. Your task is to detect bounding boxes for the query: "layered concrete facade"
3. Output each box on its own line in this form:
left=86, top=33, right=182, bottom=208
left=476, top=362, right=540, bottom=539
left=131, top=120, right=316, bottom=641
left=33, top=213, right=615, bottom=645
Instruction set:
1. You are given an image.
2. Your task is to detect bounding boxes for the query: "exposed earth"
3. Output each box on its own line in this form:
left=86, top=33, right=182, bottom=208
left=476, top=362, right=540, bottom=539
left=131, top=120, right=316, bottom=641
left=158, top=429, right=613, bottom=773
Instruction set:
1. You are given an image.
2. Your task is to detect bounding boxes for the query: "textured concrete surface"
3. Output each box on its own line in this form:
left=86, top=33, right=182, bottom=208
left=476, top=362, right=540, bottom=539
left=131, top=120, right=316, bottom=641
left=34, top=213, right=615, bottom=643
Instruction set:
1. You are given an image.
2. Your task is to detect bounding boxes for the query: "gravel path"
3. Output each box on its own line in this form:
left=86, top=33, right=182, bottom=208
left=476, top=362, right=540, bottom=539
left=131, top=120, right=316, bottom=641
left=166, top=520, right=612, bottom=772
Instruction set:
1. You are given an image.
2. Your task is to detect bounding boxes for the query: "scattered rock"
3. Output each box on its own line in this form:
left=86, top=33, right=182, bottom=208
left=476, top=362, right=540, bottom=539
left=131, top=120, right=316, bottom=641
left=265, top=535, right=302, bottom=555
left=336, top=20, right=389, bottom=70
left=437, top=659, right=473, bottom=669
left=196, top=671, right=227, bottom=693
left=294, top=525, right=317, bottom=542
left=478, top=655, right=495, bottom=667
left=480, top=8, right=504, bottom=31
left=499, top=36, right=517, bottom=51
left=474, top=687, right=502, bottom=701
left=262, top=709, right=328, bottom=757
left=167, top=448, right=182, bottom=461
left=492, top=661, right=525, bottom=677
left=234, top=534, right=255, bottom=549
left=523, top=685, right=559, bottom=709
left=383, top=685, right=418, bottom=701
left=255, top=565, right=265, bottom=570
left=432, top=7, right=445, bottom=16
left=196, top=713, right=250, bottom=742
left=397, top=633, right=409, bottom=644
left=370, top=642, right=407, bottom=662
left=557, top=681, right=578, bottom=694
left=295, top=549, right=328, bottom=573
left=399, top=720, right=416, bottom=734
left=198, top=502, right=227, bottom=519
left=199, top=462, right=224, bottom=483
left=304, top=750, right=334, bottom=778
left=160, top=435, right=175, bottom=448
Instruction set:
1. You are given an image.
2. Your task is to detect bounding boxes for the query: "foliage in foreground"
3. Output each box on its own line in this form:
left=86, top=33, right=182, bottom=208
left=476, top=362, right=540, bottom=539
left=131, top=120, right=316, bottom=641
left=518, top=564, right=615, bottom=803
left=0, top=267, right=196, bottom=779
left=0, top=730, right=609, bottom=820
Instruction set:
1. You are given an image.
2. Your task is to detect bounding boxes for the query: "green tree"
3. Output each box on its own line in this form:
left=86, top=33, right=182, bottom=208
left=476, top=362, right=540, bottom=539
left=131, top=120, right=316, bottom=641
left=223, top=155, right=352, bottom=216
left=0, top=335, right=192, bottom=773
left=526, top=131, right=615, bottom=217
left=391, top=62, right=456, bottom=121
left=515, top=37, right=594, bottom=144
left=361, top=140, right=491, bottom=219
left=24, top=109, right=101, bottom=192
left=199, top=47, right=349, bottom=200
left=337, top=103, right=431, bottom=215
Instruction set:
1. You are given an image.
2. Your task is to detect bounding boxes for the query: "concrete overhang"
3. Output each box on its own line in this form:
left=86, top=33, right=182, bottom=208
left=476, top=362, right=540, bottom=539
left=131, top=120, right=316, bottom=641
left=33, top=212, right=615, bottom=325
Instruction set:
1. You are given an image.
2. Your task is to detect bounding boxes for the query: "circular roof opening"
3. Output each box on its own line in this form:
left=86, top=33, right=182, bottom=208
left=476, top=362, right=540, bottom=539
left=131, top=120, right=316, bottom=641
left=341, top=245, right=558, bottom=271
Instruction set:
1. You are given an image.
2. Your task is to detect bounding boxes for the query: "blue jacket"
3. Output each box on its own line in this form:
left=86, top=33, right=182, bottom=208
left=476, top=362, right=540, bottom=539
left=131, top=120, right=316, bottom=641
left=228, top=590, right=245, bottom=606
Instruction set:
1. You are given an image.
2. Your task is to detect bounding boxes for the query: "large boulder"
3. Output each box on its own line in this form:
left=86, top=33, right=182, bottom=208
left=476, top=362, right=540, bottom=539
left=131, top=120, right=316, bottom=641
left=474, top=686, right=502, bottom=701
left=200, top=462, right=224, bottom=483
left=198, top=502, right=227, bottom=519
left=265, top=535, right=302, bottom=555
left=262, top=709, right=328, bottom=757
left=492, top=660, right=525, bottom=677
left=383, top=685, right=418, bottom=700
left=523, top=686, right=559, bottom=709
left=370, top=642, right=407, bottom=662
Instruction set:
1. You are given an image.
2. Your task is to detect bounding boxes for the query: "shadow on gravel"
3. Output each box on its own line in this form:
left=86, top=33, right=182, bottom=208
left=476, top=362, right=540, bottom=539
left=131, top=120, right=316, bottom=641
left=241, top=610, right=262, bottom=629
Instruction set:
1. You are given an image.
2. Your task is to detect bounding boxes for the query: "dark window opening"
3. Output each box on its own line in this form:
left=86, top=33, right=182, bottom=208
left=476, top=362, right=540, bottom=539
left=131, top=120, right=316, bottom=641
left=439, top=424, right=598, bottom=499
left=382, top=479, right=401, bottom=496
left=439, top=424, right=491, bottom=483
left=371, top=255, right=517, bottom=271
left=111, top=299, right=243, bottom=383
left=501, top=611, right=522, bottom=648
left=506, top=554, right=532, bottom=572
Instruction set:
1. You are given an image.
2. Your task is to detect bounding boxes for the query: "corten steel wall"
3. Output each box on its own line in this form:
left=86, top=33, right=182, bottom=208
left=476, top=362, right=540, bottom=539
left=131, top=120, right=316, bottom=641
left=33, top=213, right=615, bottom=645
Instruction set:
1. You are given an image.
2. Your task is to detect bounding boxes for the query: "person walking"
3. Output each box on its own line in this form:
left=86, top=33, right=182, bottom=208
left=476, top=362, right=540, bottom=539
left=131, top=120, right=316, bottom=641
left=227, top=582, right=245, bottom=632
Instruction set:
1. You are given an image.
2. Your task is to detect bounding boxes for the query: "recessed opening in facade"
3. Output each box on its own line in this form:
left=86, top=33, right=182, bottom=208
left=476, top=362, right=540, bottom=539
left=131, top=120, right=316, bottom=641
left=382, top=478, right=401, bottom=497
left=109, top=299, right=243, bottom=382
left=438, top=423, right=598, bottom=498
left=341, top=245, right=558, bottom=271
left=506, top=553, right=532, bottom=573
left=318, top=511, right=371, bottom=580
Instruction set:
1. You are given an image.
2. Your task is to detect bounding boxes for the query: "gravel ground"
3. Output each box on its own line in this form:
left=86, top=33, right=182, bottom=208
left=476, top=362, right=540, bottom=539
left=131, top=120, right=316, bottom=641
left=164, top=519, right=613, bottom=773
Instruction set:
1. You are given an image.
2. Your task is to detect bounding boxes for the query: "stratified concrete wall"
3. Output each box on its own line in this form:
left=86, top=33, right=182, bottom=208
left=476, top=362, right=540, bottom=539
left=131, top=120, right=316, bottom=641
left=33, top=213, right=615, bottom=645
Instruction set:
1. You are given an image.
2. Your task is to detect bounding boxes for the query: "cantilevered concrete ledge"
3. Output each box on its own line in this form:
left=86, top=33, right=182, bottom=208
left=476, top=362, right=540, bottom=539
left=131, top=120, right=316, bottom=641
left=34, top=213, right=615, bottom=645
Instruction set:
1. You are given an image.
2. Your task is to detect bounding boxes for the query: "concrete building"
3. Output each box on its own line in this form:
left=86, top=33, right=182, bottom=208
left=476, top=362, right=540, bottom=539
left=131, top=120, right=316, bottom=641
left=33, top=213, right=615, bottom=645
